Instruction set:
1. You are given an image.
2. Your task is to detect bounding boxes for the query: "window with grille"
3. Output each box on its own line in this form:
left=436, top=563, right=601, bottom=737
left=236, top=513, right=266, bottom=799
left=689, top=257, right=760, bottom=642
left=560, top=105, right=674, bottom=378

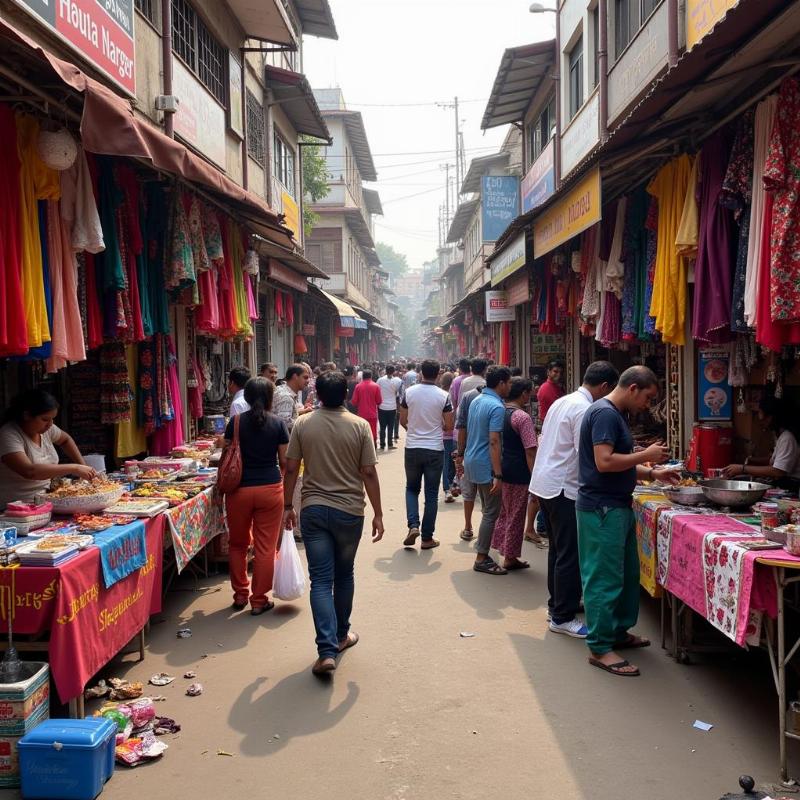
left=273, top=133, right=296, bottom=197
left=568, top=37, right=584, bottom=120
left=135, top=0, right=157, bottom=26
left=246, top=90, right=265, bottom=165
left=171, top=0, right=227, bottom=106
left=529, top=96, right=555, bottom=162
left=615, top=0, right=661, bottom=57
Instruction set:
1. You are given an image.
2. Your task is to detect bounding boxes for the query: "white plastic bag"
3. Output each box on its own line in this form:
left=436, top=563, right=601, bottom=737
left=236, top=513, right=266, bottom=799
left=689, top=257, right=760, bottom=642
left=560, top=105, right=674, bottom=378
left=272, top=529, right=306, bottom=601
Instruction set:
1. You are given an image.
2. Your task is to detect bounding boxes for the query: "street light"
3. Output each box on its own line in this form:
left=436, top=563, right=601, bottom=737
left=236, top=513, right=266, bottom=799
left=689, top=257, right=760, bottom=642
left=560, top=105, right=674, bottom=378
left=529, top=2, right=556, bottom=12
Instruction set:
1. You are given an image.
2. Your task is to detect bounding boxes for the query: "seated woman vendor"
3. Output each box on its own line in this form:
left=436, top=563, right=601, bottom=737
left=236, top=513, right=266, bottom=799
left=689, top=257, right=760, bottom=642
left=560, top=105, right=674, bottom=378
left=0, top=389, right=97, bottom=509
left=722, top=396, right=800, bottom=490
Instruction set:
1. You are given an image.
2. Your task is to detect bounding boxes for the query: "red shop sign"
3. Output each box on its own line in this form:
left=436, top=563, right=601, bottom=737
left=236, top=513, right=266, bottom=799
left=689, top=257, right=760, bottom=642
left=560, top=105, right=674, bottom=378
left=12, top=0, right=136, bottom=96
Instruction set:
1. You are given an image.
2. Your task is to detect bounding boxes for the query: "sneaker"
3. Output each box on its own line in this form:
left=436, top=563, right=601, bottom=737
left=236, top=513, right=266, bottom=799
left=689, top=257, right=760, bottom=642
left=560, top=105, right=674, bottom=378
left=549, top=618, right=588, bottom=638
left=403, top=527, right=420, bottom=547
left=444, top=491, right=455, bottom=504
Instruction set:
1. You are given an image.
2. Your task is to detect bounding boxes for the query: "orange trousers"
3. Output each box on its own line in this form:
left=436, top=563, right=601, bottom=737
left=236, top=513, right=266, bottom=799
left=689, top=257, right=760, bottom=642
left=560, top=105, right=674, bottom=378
left=225, top=483, right=283, bottom=609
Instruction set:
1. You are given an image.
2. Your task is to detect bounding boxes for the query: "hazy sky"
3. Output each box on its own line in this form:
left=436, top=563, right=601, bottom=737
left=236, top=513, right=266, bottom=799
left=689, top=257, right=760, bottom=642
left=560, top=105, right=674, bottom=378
left=303, top=0, right=555, bottom=268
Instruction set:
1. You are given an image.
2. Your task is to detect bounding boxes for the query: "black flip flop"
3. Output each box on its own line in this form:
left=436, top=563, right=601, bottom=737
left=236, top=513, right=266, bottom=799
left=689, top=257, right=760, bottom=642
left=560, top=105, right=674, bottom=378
left=589, top=657, right=640, bottom=677
left=504, top=560, right=530, bottom=571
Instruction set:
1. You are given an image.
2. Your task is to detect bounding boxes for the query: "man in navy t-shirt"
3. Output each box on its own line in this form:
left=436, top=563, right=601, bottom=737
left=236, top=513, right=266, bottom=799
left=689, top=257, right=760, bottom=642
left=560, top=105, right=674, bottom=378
left=577, top=366, right=678, bottom=678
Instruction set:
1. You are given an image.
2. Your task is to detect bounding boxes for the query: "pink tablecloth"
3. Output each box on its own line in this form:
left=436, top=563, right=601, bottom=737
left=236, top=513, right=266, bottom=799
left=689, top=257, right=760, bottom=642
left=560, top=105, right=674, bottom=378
left=648, top=503, right=800, bottom=647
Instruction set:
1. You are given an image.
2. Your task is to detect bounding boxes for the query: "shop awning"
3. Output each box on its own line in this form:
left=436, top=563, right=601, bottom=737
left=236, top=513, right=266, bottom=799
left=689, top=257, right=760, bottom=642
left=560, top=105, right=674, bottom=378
left=354, top=318, right=368, bottom=330
left=226, top=0, right=295, bottom=44
left=252, top=235, right=329, bottom=283
left=317, top=289, right=358, bottom=327
left=482, top=40, right=556, bottom=130
left=363, top=188, right=384, bottom=216
left=460, top=152, right=510, bottom=195
left=0, top=17, right=294, bottom=250
left=265, top=66, right=331, bottom=141
left=446, top=198, right=480, bottom=243
left=318, top=108, right=378, bottom=181
left=351, top=305, right=381, bottom=325
left=294, top=0, right=338, bottom=39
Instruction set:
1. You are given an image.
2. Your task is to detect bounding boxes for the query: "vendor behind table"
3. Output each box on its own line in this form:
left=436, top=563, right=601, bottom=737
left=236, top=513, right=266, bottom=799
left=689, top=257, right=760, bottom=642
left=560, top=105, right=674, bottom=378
left=0, top=388, right=97, bottom=509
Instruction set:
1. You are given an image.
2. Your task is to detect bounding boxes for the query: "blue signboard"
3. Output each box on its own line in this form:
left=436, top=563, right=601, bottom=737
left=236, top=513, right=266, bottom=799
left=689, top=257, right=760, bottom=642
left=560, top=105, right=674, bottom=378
left=481, top=176, right=520, bottom=242
left=521, top=140, right=556, bottom=213
left=697, top=349, right=732, bottom=421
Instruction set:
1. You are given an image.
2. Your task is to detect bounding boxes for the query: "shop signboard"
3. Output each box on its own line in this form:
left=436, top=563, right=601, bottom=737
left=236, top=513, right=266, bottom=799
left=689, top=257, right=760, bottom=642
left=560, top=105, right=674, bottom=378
left=697, top=348, right=732, bottom=421
left=506, top=271, right=530, bottom=307
left=481, top=176, right=520, bottom=243
left=281, top=192, right=300, bottom=239
left=302, top=324, right=316, bottom=336
left=608, top=1, right=669, bottom=124
left=485, top=291, right=515, bottom=323
left=228, top=53, right=244, bottom=138
left=173, top=58, right=227, bottom=168
left=532, top=333, right=564, bottom=356
left=533, top=165, right=601, bottom=258
left=267, top=259, right=307, bottom=293
left=12, top=0, right=135, bottom=95
left=521, top=140, right=555, bottom=213
left=687, top=0, right=739, bottom=50
left=490, top=232, right=526, bottom=287
left=560, top=90, right=599, bottom=179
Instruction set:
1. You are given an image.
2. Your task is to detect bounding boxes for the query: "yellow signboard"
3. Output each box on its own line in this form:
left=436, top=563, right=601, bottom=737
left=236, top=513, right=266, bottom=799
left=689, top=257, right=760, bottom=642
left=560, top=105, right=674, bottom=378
left=686, top=0, right=738, bottom=50
left=281, top=192, right=300, bottom=238
left=533, top=165, right=601, bottom=259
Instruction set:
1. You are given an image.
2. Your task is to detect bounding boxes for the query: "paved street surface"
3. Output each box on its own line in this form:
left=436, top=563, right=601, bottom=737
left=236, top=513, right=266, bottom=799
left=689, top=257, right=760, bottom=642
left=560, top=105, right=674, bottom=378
left=63, top=440, right=791, bottom=799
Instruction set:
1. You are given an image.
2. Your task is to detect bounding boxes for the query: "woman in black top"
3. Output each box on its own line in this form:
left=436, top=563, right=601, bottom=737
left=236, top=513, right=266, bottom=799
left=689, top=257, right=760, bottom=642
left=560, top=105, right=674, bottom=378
left=223, top=378, right=289, bottom=614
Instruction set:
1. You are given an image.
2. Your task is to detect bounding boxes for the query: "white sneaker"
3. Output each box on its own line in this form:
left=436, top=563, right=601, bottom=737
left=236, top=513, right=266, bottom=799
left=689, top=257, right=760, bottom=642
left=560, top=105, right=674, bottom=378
left=549, top=618, right=588, bottom=638
left=444, top=491, right=455, bottom=504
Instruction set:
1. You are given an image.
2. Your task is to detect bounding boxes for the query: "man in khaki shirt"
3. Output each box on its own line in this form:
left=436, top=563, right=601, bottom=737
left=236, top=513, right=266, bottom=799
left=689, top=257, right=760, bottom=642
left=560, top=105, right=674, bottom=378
left=283, top=371, right=384, bottom=677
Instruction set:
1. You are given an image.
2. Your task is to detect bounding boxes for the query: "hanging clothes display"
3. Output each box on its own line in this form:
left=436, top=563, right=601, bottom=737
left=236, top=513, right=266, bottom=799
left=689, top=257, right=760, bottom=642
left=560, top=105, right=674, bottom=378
left=60, top=145, right=105, bottom=256
left=0, top=106, right=29, bottom=357
left=647, top=155, right=692, bottom=345
left=675, top=156, right=700, bottom=260
left=692, top=129, right=735, bottom=344
left=764, top=77, right=800, bottom=323
left=720, top=110, right=754, bottom=333
left=25, top=202, right=53, bottom=361
left=744, top=94, right=778, bottom=327
left=115, top=343, right=147, bottom=458
left=99, top=341, right=131, bottom=424
left=17, top=114, right=58, bottom=350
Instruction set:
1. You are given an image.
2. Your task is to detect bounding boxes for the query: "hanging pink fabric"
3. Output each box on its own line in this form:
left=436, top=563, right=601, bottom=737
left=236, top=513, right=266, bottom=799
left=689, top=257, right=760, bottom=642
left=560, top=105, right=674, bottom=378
left=46, top=201, right=86, bottom=372
left=149, top=337, right=185, bottom=456
left=285, top=292, right=294, bottom=325
left=245, top=274, right=257, bottom=320
left=217, top=216, right=236, bottom=337
left=274, top=290, right=285, bottom=323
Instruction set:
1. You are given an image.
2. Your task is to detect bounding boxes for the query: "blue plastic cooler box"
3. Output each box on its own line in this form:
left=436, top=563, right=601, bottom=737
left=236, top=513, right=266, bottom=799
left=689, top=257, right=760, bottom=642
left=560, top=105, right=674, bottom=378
left=18, top=718, right=116, bottom=800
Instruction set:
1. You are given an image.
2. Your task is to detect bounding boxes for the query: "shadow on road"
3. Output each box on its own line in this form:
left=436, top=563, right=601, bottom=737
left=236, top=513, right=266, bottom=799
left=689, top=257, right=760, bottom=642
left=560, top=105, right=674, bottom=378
left=229, top=673, right=360, bottom=756
left=373, top=547, right=443, bottom=581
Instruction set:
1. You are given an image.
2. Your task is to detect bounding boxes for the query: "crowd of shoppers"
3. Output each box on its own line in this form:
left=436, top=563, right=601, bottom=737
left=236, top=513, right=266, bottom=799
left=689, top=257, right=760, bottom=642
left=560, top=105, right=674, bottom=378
left=217, top=352, right=679, bottom=680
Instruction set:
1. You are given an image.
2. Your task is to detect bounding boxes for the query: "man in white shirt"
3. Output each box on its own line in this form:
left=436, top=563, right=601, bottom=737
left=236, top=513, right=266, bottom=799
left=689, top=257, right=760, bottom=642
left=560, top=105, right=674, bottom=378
left=459, top=358, right=487, bottom=396
left=530, top=361, right=618, bottom=638
left=399, top=359, right=454, bottom=549
left=273, top=364, right=311, bottom=432
left=377, top=365, right=402, bottom=449
left=228, top=367, right=251, bottom=418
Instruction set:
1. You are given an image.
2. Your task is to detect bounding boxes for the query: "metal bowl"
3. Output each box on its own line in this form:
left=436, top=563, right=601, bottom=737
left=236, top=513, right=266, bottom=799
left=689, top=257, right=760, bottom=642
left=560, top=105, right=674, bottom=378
left=700, top=479, right=770, bottom=508
left=662, top=486, right=706, bottom=506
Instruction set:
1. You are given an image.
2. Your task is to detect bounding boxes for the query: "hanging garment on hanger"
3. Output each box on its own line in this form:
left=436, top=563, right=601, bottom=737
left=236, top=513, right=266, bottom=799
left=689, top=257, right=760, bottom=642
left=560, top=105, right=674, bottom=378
left=764, top=77, right=800, bottom=323
left=60, top=146, right=104, bottom=255
left=692, top=129, right=736, bottom=344
left=0, top=106, right=28, bottom=356
left=744, top=94, right=778, bottom=326
left=647, top=154, right=692, bottom=344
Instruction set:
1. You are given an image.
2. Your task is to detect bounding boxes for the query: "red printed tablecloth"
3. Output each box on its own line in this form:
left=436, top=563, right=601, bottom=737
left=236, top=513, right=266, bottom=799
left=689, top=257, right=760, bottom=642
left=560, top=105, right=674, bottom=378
left=0, top=516, right=164, bottom=702
left=164, top=487, right=225, bottom=573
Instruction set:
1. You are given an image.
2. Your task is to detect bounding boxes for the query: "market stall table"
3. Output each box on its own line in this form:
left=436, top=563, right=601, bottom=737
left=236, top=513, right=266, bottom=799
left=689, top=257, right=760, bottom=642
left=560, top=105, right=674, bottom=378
left=0, top=516, right=164, bottom=715
left=634, top=492, right=800, bottom=785
left=162, top=486, right=226, bottom=577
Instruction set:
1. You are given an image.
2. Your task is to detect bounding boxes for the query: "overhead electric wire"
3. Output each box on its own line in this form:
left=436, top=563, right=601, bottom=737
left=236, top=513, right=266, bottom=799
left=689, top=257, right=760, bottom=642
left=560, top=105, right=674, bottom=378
left=382, top=185, right=452, bottom=204
left=344, top=98, right=489, bottom=108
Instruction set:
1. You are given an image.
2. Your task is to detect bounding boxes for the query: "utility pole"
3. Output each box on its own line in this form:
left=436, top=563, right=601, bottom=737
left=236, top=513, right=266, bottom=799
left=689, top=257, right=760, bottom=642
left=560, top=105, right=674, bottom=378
left=444, top=163, right=451, bottom=227
left=453, top=95, right=460, bottom=192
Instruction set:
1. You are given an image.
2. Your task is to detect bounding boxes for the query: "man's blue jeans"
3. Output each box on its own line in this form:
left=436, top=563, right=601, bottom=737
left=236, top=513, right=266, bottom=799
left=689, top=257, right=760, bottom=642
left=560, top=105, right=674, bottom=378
left=405, top=447, right=444, bottom=540
left=442, top=438, right=456, bottom=494
left=300, top=505, right=364, bottom=659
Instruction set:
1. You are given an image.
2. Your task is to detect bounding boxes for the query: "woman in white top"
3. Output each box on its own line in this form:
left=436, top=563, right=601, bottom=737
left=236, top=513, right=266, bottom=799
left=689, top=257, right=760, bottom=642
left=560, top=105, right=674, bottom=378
left=722, top=396, right=800, bottom=489
left=0, top=389, right=96, bottom=509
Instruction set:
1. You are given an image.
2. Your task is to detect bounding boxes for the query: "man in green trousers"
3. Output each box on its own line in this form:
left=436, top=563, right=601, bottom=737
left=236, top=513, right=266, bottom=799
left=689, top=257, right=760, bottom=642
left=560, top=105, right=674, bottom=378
left=576, top=366, right=678, bottom=677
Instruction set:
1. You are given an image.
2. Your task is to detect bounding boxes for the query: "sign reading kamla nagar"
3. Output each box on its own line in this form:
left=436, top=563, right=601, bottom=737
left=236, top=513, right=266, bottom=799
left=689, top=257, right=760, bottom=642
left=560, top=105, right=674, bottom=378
left=482, top=176, right=520, bottom=243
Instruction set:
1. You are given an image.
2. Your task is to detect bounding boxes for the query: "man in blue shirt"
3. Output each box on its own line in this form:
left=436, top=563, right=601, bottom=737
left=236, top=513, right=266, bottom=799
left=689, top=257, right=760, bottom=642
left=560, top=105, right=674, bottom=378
left=463, top=366, right=511, bottom=575
left=577, top=365, right=677, bottom=677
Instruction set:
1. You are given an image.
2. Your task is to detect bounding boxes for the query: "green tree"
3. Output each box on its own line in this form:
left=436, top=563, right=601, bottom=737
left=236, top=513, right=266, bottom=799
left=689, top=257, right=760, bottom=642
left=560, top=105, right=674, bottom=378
left=301, top=135, right=330, bottom=238
left=376, top=242, right=409, bottom=278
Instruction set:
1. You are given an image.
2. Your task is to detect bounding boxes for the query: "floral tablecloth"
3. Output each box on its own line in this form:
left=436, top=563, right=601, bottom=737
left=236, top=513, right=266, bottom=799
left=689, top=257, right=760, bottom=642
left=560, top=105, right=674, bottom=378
left=164, top=487, right=226, bottom=572
left=634, top=492, right=673, bottom=597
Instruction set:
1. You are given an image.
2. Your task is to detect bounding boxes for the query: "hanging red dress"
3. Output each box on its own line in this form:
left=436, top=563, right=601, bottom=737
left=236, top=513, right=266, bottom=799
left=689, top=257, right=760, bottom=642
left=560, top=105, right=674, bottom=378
left=0, top=106, right=28, bottom=356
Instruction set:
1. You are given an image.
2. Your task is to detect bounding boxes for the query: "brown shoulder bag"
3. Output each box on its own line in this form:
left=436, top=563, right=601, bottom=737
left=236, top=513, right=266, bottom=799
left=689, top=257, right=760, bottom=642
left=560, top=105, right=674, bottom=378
left=216, top=414, right=243, bottom=494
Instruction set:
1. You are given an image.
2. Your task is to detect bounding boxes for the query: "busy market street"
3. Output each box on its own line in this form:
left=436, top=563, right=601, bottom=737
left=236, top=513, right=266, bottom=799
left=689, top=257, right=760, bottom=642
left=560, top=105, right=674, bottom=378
left=3, top=0, right=800, bottom=797
left=82, top=443, right=784, bottom=800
